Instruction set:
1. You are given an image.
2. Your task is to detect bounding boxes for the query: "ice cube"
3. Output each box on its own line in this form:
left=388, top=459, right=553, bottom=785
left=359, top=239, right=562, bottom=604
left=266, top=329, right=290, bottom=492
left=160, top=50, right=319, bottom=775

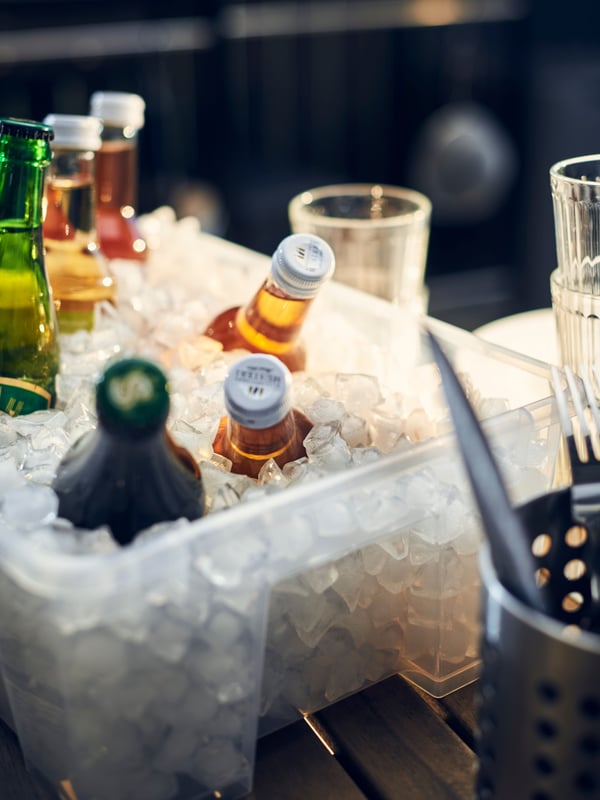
left=2, top=484, right=58, bottom=529
left=305, top=397, right=346, bottom=425
left=334, top=373, right=382, bottom=416
left=304, top=423, right=352, bottom=470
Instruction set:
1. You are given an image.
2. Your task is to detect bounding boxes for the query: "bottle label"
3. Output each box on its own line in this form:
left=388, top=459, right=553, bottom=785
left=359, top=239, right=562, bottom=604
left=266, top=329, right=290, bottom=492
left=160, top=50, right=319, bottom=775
left=0, top=377, right=51, bottom=415
left=225, top=355, right=291, bottom=429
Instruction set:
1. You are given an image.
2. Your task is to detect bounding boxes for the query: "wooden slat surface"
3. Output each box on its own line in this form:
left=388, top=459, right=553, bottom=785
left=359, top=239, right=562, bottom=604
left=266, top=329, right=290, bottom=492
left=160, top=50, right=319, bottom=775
left=247, top=716, right=367, bottom=800
left=315, top=676, right=476, bottom=800
left=440, top=682, right=479, bottom=745
left=0, top=721, right=52, bottom=800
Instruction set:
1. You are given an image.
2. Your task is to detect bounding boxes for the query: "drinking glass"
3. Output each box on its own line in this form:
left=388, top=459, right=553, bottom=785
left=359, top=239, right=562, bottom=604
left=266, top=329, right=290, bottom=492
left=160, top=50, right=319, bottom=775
left=288, top=184, right=431, bottom=311
left=551, top=155, right=600, bottom=292
left=550, top=269, right=600, bottom=378
left=550, top=155, right=600, bottom=374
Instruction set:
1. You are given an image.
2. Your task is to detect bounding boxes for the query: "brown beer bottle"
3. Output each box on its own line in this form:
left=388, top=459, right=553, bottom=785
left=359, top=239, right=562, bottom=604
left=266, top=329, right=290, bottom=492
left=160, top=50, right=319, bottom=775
left=213, top=353, right=312, bottom=479
left=53, top=357, right=205, bottom=545
left=204, top=233, right=335, bottom=372
left=89, top=91, right=147, bottom=262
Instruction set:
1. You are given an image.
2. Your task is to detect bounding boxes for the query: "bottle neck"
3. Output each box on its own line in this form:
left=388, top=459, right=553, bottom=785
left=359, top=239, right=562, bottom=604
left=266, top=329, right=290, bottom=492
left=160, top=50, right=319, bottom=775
left=96, top=124, right=139, bottom=210
left=97, top=424, right=200, bottom=477
left=236, top=277, right=315, bottom=353
left=0, top=153, right=46, bottom=230
left=43, top=149, right=99, bottom=246
left=227, top=411, right=298, bottom=459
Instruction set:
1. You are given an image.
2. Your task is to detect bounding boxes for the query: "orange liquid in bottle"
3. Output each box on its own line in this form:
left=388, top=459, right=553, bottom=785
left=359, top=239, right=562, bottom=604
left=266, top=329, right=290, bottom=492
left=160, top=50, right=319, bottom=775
left=204, top=280, right=314, bottom=372
left=205, top=234, right=335, bottom=372
left=213, top=408, right=312, bottom=479
left=44, top=175, right=116, bottom=332
left=95, top=140, right=146, bottom=261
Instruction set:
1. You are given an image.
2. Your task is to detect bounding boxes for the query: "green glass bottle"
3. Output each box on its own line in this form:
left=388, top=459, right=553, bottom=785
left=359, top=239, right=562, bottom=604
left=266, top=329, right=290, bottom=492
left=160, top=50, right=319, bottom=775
left=52, top=357, right=205, bottom=546
left=0, top=117, right=60, bottom=415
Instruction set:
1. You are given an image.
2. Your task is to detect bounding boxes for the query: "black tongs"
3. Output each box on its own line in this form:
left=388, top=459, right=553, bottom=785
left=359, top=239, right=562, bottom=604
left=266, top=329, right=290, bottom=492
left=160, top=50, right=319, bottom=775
left=427, top=329, right=551, bottom=615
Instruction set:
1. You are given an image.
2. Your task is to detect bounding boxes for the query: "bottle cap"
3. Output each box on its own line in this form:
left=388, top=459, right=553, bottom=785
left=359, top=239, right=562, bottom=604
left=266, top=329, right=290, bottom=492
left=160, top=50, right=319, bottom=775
left=89, top=91, right=146, bottom=131
left=0, top=117, right=53, bottom=142
left=270, top=233, right=335, bottom=299
left=43, top=114, right=102, bottom=151
left=96, top=358, right=170, bottom=437
left=224, top=354, right=292, bottom=430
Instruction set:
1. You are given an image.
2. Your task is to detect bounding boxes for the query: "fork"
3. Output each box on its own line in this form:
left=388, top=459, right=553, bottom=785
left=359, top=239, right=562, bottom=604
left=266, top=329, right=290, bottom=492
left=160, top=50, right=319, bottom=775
left=551, top=364, right=600, bottom=627
left=551, top=364, right=600, bottom=519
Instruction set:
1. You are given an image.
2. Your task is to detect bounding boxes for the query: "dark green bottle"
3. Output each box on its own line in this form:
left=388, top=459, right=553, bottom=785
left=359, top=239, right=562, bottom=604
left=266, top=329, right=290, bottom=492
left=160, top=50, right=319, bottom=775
left=52, top=357, right=206, bottom=546
left=0, top=117, right=60, bottom=415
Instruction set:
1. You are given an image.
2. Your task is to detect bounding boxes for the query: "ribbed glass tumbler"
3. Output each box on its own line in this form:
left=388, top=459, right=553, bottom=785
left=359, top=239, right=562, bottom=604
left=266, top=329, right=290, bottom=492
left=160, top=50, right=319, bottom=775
left=550, top=269, right=600, bottom=378
left=550, top=155, right=600, bottom=375
left=551, top=155, right=600, bottom=292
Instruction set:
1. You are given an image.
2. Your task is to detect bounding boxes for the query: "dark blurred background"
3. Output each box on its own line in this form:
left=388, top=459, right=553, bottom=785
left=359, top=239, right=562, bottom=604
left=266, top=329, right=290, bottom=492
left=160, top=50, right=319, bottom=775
left=1, top=0, right=599, bottom=329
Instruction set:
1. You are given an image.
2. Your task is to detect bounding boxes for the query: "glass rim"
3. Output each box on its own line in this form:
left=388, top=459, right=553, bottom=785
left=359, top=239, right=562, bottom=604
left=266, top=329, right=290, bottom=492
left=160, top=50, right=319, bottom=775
left=550, top=154, right=600, bottom=185
left=288, top=183, right=431, bottom=228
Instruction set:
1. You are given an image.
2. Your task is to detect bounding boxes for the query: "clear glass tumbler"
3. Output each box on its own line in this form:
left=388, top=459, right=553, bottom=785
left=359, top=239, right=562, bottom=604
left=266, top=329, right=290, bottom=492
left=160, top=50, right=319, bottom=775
left=551, top=154, right=600, bottom=292
left=550, top=268, right=600, bottom=377
left=288, top=183, right=431, bottom=310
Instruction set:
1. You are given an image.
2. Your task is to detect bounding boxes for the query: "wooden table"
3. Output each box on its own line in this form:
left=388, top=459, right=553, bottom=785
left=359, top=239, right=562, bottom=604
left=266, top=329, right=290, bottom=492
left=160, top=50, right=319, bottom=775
left=1, top=675, right=479, bottom=800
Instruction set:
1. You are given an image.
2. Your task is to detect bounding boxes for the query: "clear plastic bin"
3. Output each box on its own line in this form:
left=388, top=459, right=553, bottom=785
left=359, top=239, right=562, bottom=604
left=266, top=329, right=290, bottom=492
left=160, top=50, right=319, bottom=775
left=0, top=233, right=561, bottom=800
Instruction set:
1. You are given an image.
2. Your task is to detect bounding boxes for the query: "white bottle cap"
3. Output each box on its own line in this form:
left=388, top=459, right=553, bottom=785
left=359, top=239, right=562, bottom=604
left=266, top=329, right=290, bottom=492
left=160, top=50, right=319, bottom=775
left=89, top=91, right=145, bottom=130
left=224, top=354, right=292, bottom=430
left=270, top=233, right=335, bottom=299
left=43, top=114, right=103, bottom=151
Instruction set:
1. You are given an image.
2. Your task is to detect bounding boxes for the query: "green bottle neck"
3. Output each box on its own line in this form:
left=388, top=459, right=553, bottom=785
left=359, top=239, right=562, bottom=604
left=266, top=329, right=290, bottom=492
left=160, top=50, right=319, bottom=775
left=0, top=137, right=51, bottom=230
left=96, top=358, right=170, bottom=438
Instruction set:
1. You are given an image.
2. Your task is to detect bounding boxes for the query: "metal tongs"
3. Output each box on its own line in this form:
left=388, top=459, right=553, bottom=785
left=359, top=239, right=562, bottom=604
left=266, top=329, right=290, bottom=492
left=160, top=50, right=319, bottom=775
left=427, top=329, right=551, bottom=616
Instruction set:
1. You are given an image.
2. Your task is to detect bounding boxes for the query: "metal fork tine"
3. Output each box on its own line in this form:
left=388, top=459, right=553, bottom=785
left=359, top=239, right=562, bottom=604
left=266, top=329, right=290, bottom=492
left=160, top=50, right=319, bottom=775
left=565, top=365, right=591, bottom=463
left=551, top=365, right=600, bottom=626
left=593, top=364, right=600, bottom=391
left=591, top=364, right=600, bottom=438
left=580, top=366, right=600, bottom=462
left=551, top=365, right=573, bottom=440
left=552, top=365, right=582, bottom=474
left=555, top=364, right=600, bottom=516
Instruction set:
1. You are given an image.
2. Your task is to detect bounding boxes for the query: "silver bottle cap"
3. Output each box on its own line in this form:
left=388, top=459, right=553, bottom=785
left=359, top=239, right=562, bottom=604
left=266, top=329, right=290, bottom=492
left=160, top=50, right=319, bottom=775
left=43, top=114, right=102, bottom=151
left=224, top=354, right=292, bottom=429
left=89, top=91, right=145, bottom=131
left=270, top=233, right=335, bottom=299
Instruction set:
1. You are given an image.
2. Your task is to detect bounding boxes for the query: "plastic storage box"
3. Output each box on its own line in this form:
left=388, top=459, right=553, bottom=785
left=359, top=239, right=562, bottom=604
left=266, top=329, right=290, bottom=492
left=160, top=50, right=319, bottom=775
left=0, top=230, right=561, bottom=800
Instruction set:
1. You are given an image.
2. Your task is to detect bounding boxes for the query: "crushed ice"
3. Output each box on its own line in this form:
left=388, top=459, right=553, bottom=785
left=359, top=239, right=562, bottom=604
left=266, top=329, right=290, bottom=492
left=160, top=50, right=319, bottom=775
left=0, top=208, right=554, bottom=800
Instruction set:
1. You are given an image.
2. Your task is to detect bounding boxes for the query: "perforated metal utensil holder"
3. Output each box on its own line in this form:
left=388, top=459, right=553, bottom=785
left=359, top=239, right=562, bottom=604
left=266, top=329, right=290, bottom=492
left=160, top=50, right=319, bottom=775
left=476, top=489, right=600, bottom=800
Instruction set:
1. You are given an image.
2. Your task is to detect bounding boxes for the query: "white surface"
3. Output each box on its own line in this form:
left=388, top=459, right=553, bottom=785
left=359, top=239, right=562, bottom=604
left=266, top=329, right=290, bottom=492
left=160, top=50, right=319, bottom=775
left=474, top=308, right=559, bottom=365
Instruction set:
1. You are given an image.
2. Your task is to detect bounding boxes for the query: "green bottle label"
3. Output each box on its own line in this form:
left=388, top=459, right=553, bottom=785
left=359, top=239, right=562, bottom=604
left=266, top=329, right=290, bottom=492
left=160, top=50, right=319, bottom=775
left=0, top=377, right=51, bottom=415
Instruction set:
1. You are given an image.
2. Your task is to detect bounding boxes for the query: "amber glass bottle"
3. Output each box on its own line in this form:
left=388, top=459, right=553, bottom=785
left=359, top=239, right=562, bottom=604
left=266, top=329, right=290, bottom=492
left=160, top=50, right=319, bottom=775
left=204, top=233, right=335, bottom=372
left=89, top=91, right=147, bottom=262
left=53, top=357, right=205, bottom=545
left=213, top=353, right=312, bottom=479
left=42, top=113, right=116, bottom=333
